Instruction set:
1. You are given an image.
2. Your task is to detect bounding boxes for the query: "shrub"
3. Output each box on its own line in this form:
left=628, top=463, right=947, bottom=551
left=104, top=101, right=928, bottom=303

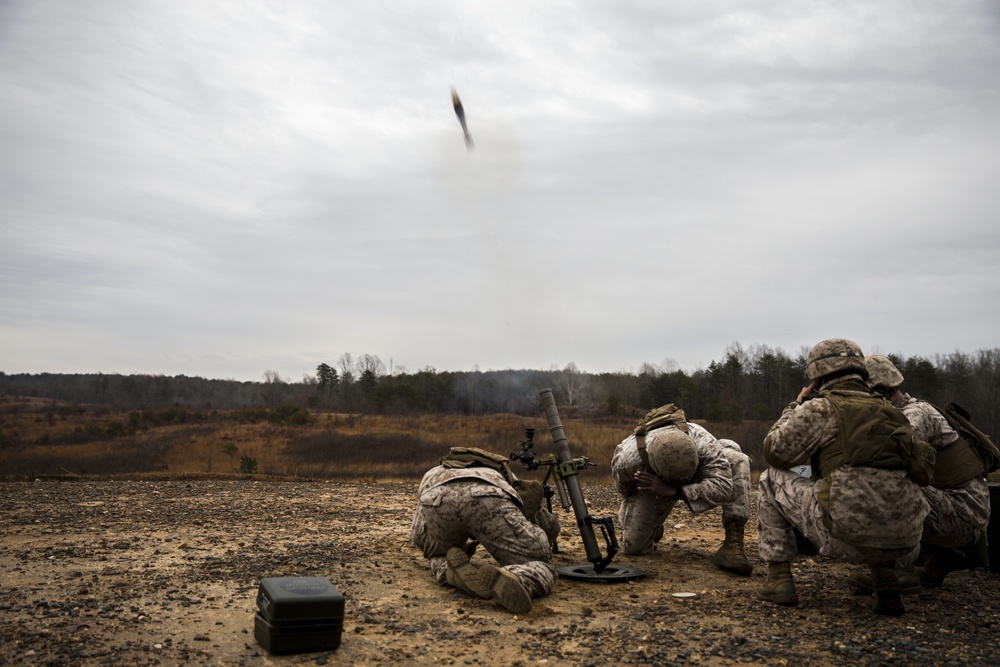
left=267, top=405, right=315, bottom=426
left=238, top=454, right=259, bottom=474
left=229, top=407, right=269, bottom=424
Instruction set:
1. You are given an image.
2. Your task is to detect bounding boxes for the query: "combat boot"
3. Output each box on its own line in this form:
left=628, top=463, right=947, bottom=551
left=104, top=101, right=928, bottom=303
left=870, top=565, right=905, bottom=616
left=847, top=564, right=922, bottom=596
left=474, top=562, right=533, bottom=614
left=445, top=547, right=493, bottom=599
left=757, top=561, right=798, bottom=606
left=444, top=548, right=532, bottom=614
left=711, top=519, right=753, bottom=575
left=920, top=544, right=965, bottom=587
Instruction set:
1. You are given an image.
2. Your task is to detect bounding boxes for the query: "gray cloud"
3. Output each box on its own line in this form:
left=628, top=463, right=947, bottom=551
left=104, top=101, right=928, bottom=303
left=1, top=0, right=998, bottom=381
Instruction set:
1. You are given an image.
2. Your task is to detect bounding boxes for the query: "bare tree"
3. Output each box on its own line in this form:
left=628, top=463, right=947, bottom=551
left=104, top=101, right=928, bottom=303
left=357, top=354, right=386, bottom=378
left=637, top=361, right=661, bottom=377
left=558, top=361, right=590, bottom=406
left=660, top=358, right=681, bottom=374
left=260, top=369, right=285, bottom=407
left=356, top=354, right=386, bottom=396
left=338, top=353, right=355, bottom=384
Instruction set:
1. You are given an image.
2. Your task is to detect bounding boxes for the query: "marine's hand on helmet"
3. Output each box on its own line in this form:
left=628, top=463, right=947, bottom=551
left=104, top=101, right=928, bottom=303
left=634, top=470, right=677, bottom=499
left=795, top=381, right=818, bottom=404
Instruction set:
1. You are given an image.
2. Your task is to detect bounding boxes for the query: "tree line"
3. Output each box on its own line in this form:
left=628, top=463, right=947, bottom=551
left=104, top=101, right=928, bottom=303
left=2, top=343, right=998, bottom=438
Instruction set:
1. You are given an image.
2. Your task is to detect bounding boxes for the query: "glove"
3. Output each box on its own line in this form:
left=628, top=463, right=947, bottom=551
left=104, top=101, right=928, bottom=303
left=514, top=479, right=545, bottom=519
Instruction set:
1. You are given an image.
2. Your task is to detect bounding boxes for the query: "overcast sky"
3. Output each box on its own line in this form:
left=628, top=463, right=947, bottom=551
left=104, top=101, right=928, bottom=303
left=2, top=1, right=998, bottom=383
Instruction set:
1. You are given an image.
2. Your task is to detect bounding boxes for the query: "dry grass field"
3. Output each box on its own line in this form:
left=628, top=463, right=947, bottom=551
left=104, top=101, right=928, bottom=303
left=0, top=396, right=772, bottom=481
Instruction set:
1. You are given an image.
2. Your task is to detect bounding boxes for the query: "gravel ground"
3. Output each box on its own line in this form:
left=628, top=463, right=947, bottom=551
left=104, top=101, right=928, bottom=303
left=2, top=477, right=999, bottom=667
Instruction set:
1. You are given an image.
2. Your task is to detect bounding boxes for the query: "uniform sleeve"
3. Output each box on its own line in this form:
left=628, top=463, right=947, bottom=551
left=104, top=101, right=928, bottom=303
left=680, top=424, right=734, bottom=513
left=763, top=399, right=836, bottom=468
left=899, top=399, right=960, bottom=449
left=610, top=436, right=640, bottom=496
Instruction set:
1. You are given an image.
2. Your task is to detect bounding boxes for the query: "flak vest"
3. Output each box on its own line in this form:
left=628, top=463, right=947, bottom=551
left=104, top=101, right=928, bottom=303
left=808, top=379, right=915, bottom=512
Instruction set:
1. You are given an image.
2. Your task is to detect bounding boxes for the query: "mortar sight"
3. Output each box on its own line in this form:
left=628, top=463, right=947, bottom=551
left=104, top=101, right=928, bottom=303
left=510, top=428, right=539, bottom=470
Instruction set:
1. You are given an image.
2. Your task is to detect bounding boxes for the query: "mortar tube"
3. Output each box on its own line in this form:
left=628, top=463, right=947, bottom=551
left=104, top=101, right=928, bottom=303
left=539, top=388, right=604, bottom=567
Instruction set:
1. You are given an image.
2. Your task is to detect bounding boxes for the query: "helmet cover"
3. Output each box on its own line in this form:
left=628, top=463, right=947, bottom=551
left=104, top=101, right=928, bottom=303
left=805, top=338, right=866, bottom=380
left=645, top=429, right=699, bottom=482
left=865, top=354, right=904, bottom=390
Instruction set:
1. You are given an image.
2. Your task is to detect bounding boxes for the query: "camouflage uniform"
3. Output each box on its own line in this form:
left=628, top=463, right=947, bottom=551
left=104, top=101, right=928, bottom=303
left=409, top=465, right=559, bottom=599
left=718, top=438, right=753, bottom=525
left=758, top=374, right=929, bottom=565
left=895, top=393, right=991, bottom=548
left=611, top=423, right=749, bottom=556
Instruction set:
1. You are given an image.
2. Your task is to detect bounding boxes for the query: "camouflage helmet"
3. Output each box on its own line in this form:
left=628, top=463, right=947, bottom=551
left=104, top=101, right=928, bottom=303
left=804, top=338, right=866, bottom=381
left=645, top=429, right=699, bottom=483
left=865, top=354, right=904, bottom=390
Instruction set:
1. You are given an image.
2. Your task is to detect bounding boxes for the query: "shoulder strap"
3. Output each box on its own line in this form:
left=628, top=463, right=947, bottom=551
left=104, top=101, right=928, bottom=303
left=635, top=433, right=652, bottom=471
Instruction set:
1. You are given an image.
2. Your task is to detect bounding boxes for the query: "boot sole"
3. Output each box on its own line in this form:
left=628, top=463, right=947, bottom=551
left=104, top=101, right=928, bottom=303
left=486, top=567, right=533, bottom=614
left=448, top=549, right=533, bottom=614
left=445, top=548, right=493, bottom=599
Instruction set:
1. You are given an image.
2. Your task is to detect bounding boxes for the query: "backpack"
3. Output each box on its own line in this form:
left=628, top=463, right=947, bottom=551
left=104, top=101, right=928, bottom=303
left=934, top=402, right=1000, bottom=477
left=633, top=404, right=688, bottom=436
left=633, top=404, right=688, bottom=472
left=440, top=446, right=515, bottom=483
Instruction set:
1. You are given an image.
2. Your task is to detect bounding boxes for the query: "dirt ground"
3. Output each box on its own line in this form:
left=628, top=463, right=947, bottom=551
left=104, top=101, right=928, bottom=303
left=2, top=477, right=999, bottom=667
